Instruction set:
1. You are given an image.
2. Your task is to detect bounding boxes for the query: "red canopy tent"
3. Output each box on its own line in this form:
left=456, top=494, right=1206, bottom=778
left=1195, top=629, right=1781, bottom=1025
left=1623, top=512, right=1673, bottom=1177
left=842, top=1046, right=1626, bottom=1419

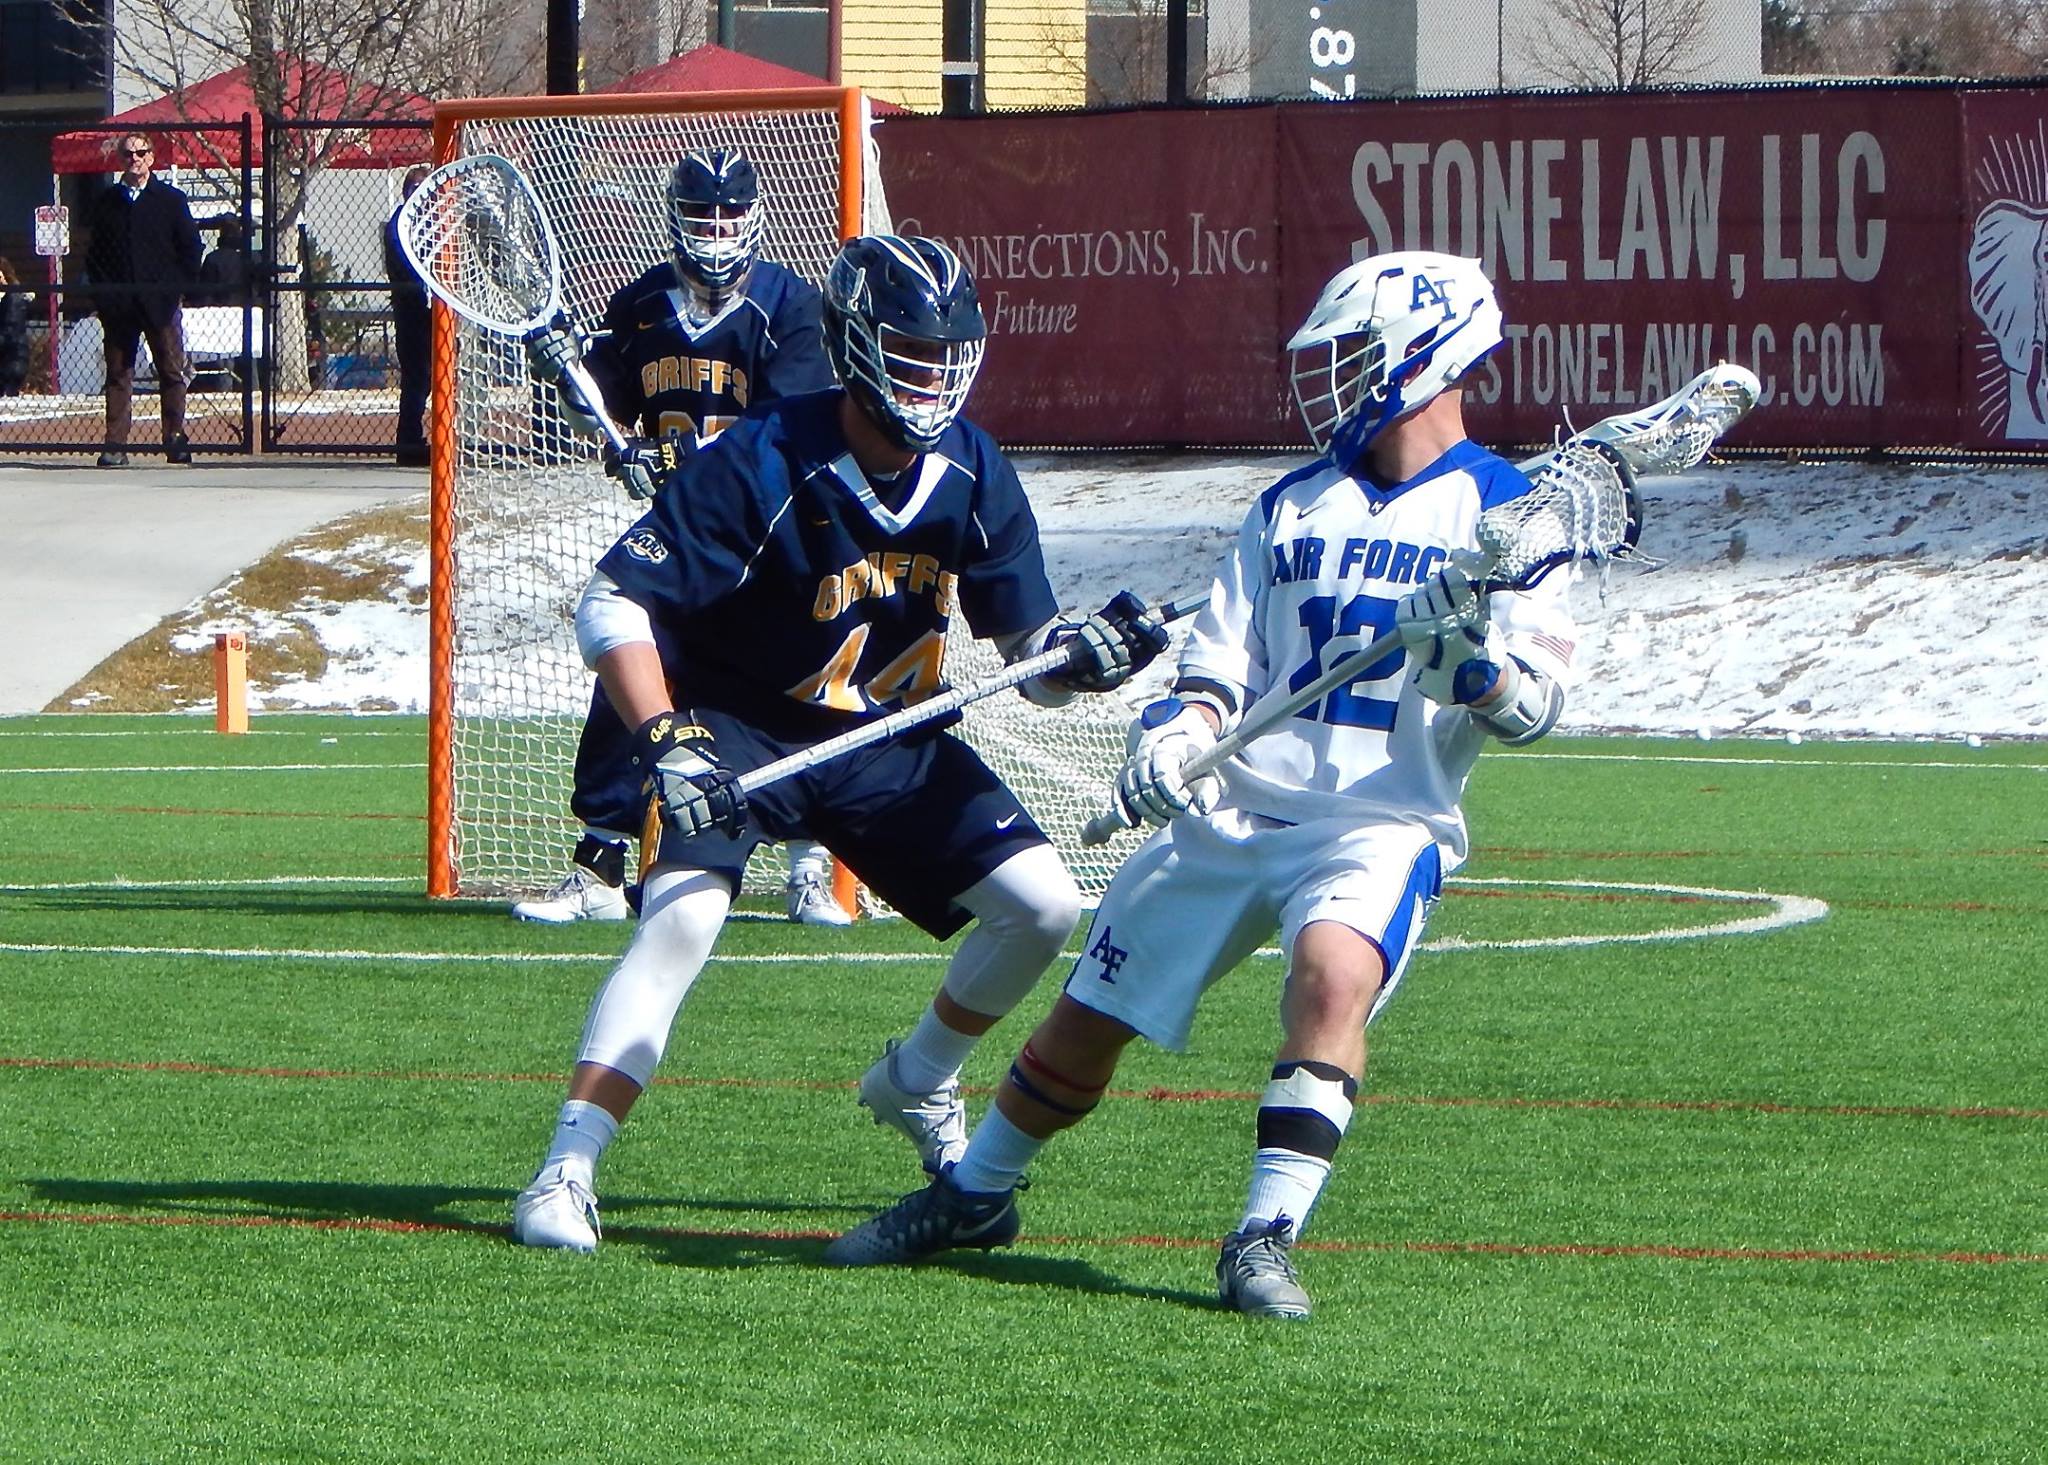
left=51, top=57, right=433, bottom=174
left=602, top=43, right=906, bottom=114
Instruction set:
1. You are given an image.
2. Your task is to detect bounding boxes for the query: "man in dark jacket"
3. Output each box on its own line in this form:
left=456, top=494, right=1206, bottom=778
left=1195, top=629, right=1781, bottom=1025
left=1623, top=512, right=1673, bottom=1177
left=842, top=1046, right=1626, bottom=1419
left=381, top=165, right=431, bottom=467
left=82, top=133, right=202, bottom=466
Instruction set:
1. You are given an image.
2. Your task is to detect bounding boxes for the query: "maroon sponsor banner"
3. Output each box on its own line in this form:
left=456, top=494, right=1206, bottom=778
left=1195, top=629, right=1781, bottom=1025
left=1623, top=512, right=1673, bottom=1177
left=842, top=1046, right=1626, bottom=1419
left=877, top=88, right=2040, bottom=451
left=1958, top=91, right=2048, bottom=450
left=878, top=110, right=1286, bottom=446
left=1278, top=92, right=1963, bottom=448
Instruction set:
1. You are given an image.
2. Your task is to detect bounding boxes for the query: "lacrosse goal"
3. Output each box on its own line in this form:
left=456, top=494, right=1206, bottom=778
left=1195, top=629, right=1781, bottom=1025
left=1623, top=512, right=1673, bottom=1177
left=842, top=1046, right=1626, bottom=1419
left=423, top=88, right=1158, bottom=903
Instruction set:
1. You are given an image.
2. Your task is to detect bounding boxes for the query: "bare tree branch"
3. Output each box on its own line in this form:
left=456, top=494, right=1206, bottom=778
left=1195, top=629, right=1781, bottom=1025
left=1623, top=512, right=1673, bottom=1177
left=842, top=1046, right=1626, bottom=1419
left=1522, top=0, right=1714, bottom=87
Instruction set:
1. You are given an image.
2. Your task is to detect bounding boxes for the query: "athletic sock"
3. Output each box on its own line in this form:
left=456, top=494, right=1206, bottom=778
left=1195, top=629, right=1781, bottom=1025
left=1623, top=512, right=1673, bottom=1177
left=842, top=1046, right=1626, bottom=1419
left=541, top=1099, right=618, bottom=1187
left=949, top=1107, right=1042, bottom=1195
left=887, top=1006, right=978, bottom=1096
left=1237, top=1059, right=1358, bottom=1237
left=1240, top=1148, right=1333, bottom=1235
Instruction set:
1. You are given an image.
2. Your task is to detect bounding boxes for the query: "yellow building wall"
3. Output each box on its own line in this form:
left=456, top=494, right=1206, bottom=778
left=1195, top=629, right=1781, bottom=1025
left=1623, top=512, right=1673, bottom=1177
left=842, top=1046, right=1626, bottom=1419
left=841, top=0, right=944, bottom=113
left=987, top=0, right=1088, bottom=108
left=841, top=0, right=1088, bottom=112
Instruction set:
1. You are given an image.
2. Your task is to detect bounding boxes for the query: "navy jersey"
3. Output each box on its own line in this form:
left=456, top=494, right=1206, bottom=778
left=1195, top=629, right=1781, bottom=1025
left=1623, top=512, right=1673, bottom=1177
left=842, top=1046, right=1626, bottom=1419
left=597, top=389, right=1060, bottom=742
left=581, top=259, right=832, bottom=439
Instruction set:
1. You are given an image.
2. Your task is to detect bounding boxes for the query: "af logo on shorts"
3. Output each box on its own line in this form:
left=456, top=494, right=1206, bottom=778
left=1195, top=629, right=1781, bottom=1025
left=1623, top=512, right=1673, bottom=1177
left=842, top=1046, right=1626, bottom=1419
left=622, top=528, right=669, bottom=564
left=1087, top=926, right=1128, bottom=982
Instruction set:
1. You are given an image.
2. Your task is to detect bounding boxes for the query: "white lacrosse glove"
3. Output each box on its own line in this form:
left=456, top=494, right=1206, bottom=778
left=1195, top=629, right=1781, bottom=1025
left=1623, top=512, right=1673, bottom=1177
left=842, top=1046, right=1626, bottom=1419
left=1396, top=564, right=1516, bottom=707
left=1115, top=697, right=1221, bottom=828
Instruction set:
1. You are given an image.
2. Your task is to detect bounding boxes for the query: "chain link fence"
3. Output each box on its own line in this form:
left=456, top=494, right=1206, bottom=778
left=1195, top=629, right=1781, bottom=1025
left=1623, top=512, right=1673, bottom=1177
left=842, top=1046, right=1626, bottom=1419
left=0, top=114, right=432, bottom=459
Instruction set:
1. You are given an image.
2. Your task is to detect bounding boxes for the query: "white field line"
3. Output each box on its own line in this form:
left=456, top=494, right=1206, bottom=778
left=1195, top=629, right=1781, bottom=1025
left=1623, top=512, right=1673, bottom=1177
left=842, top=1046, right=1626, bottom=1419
left=1511, top=752, right=2046, bottom=773
left=0, top=877, right=1827, bottom=963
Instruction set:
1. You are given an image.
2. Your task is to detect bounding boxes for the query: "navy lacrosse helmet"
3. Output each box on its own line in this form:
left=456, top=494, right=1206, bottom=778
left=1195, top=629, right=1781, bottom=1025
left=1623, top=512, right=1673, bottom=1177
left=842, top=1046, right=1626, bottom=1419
left=823, top=235, right=986, bottom=451
left=666, top=147, right=766, bottom=302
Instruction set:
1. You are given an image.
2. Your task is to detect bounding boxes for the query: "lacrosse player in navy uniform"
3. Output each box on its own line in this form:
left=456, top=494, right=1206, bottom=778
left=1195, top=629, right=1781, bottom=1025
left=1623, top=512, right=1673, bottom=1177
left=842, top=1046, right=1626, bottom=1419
left=511, top=234, right=1171, bottom=1251
left=517, top=146, right=855, bottom=928
left=827, top=251, right=1579, bottom=1320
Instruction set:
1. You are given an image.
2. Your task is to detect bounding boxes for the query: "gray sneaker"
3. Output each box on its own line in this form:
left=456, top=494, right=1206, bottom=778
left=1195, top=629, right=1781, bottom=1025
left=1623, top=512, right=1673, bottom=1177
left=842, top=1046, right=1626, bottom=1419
left=857, top=1039, right=967, bottom=1175
left=823, top=1170, right=1021, bottom=1266
left=1216, top=1217, right=1312, bottom=1319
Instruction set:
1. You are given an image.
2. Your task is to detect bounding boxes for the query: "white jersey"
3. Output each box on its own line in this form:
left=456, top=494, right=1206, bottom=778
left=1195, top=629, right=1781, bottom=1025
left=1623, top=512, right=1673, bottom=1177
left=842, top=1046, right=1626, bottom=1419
left=1179, top=440, right=1577, bottom=866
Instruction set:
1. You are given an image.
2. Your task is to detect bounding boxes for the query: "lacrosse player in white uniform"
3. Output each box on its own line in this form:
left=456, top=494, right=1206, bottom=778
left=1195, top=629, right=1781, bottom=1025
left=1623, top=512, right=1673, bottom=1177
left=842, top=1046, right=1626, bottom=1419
left=826, top=251, right=1577, bottom=1320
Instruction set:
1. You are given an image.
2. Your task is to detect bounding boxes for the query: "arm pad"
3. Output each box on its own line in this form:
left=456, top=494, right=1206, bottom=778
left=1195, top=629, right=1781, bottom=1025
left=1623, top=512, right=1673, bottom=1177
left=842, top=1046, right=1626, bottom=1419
left=574, top=569, right=655, bottom=670
left=1471, top=655, right=1566, bottom=746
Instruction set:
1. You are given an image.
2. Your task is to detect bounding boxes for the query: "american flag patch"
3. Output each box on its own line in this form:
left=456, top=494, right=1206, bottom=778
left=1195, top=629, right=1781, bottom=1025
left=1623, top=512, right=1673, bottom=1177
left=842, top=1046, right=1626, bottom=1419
left=1531, top=632, right=1576, bottom=666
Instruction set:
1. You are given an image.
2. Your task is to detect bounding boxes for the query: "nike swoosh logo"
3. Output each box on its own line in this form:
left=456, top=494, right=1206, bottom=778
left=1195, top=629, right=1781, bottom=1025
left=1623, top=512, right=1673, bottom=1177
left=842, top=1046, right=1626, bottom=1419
left=996, top=813, right=1019, bottom=830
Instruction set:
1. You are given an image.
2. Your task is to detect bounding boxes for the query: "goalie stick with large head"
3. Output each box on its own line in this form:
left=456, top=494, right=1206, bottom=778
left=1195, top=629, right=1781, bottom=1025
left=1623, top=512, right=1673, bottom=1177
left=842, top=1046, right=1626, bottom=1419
left=1080, top=439, right=1644, bottom=846
left=396, top=152, right=632, bottom=456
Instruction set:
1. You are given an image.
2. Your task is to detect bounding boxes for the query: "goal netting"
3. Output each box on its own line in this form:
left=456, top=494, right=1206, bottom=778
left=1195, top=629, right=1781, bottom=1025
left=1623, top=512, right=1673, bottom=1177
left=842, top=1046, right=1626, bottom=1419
left=425, top=90, right=1160, bottom=905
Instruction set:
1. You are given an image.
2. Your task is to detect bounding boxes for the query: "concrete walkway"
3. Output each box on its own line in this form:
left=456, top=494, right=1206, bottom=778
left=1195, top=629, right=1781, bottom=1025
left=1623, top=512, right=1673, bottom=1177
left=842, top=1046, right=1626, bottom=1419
left=0, top=455, right=427, bottom=714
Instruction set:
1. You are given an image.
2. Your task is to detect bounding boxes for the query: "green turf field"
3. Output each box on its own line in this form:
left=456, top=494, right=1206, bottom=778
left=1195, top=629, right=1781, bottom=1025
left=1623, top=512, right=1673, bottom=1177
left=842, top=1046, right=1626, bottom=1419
left=1, top=714, right=2042, bottom=1461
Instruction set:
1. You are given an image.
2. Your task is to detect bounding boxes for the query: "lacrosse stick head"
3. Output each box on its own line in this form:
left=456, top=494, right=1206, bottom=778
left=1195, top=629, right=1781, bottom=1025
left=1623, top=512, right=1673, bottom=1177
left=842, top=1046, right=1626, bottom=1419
left=397, top=154, right=563, bottom=336
left=1580, top=364, right=1761, bottom=477
left=1475, top=439, right=1643, bottom=592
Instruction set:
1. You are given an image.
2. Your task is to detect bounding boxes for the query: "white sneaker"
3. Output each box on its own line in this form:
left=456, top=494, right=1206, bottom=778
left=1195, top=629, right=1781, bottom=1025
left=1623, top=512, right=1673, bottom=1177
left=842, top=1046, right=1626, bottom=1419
left=857, top=1040, right=968, bottom=1174
left=511, top=1164, right=601, bottom=1252
left=511, top=865, right=630, bottom=924
left=786, top=869, right=854, bottom=926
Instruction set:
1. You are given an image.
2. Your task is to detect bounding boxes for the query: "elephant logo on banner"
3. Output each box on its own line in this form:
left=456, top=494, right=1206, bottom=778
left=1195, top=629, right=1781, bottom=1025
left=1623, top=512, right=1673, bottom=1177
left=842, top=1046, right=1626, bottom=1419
left=1968, top=200, right=2048, bottom=440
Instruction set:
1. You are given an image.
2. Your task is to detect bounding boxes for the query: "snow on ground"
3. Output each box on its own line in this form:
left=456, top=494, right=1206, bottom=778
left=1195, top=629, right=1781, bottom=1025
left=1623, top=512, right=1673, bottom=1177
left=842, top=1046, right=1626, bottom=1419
left=220, top=453, right=2048, bottom=740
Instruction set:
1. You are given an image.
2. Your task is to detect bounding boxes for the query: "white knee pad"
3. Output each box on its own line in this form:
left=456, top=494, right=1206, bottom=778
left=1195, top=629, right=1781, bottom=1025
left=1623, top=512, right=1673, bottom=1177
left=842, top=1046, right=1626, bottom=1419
left=940, top=843, right=1083, bottom=1018
left=576, top=867, right=731, bottom=1087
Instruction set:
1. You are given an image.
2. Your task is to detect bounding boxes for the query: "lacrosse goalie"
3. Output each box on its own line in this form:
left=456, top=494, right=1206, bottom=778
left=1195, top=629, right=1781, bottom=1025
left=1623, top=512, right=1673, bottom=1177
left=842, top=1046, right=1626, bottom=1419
left=510, top=234, right=1170, bottom=1252
left=516, top=147, right=856, bottom=928
left=826, top=251, right=1592, bottom=1317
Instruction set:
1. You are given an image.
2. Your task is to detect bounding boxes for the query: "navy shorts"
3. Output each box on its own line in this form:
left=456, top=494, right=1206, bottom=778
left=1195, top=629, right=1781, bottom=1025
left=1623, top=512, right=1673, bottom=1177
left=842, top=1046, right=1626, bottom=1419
left=644, top=706, right=1048, bottom=939
left=568, top=683, right=643, bottom=838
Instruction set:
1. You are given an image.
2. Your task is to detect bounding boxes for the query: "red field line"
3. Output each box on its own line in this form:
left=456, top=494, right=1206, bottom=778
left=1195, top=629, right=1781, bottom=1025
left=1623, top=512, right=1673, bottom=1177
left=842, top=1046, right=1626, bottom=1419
left=6, top=1054, right=2043, bottom=1121
left=3, top=1209, right=2042, bottom=1266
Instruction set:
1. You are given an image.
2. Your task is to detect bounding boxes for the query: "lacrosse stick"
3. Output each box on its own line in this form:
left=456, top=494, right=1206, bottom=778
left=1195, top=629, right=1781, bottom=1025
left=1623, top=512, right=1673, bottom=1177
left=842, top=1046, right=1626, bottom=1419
left=1535, top=363, right=1760, bottom=478
left=396, top=153, right=630, bottom=456
left=735, top=595, right=1209, bottom=797
left=1080, top=441, right=1643, bottom=846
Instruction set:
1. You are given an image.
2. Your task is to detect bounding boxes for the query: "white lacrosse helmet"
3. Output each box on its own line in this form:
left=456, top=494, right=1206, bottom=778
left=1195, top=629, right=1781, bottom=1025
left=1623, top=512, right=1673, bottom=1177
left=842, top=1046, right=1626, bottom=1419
left=1288, top=251, right=1504, bottom=463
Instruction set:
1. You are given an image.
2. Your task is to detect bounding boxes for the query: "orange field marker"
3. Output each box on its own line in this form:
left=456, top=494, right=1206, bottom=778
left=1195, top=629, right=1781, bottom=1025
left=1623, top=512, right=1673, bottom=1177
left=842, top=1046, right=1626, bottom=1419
left=214, top=632, right=248, bottom=734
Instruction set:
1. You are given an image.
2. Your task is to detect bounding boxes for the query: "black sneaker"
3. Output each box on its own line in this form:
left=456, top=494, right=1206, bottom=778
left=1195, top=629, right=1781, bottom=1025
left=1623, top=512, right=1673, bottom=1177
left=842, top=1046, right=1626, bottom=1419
left=823, top=1168, right=1021, bottom=1266
left=1216, top=1217, right=1312, bottom=1319
left=396, top=443, right=430, bottom=468
left=165, top=434, right=192, bottom=465
left=96, top=450, right=129, bottom=468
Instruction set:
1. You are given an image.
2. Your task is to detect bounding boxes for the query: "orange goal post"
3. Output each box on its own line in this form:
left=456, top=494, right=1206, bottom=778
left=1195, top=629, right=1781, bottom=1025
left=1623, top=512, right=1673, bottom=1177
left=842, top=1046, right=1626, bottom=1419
left=423, top=87, right=1155, bottom=905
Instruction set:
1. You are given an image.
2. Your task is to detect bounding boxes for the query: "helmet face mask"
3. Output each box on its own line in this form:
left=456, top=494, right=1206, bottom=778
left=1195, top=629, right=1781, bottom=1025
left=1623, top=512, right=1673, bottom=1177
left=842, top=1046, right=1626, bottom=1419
left=1287, top=251, right=1503, bottom=463
left=667, top=148, right=765, bottom=309
left=824, top=236, right=986, bottom=452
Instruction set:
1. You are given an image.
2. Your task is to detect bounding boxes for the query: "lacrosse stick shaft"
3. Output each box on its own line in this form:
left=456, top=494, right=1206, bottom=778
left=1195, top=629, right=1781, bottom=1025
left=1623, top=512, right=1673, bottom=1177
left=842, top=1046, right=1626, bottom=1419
left=736, top=595, right=1207, bottom=797
left=1078, top=622, right=1408, bottom=847
left=558, top=357, right=633, bottom=456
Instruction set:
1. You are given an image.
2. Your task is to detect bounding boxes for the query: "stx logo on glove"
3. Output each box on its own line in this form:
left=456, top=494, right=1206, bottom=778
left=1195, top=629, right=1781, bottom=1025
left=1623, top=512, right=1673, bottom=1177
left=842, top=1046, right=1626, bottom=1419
left=1271, top=535, right=1449, bottom=587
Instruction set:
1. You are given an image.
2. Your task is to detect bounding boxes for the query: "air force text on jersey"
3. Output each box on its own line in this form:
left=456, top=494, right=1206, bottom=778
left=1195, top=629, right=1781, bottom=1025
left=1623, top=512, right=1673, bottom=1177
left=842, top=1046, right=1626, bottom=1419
left=1269, top=534, right=1448, bottom=589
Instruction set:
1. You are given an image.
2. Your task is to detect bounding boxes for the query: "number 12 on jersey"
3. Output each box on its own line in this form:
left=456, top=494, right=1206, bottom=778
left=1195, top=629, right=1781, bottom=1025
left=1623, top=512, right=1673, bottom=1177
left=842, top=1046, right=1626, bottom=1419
left=1287, top=592, right=1403, bottom=730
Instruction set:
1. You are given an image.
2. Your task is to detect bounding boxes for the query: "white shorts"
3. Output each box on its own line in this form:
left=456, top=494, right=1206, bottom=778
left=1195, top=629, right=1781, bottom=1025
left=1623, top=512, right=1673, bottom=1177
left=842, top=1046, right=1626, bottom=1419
left=1064, top=809, right=1447, bottom=1052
